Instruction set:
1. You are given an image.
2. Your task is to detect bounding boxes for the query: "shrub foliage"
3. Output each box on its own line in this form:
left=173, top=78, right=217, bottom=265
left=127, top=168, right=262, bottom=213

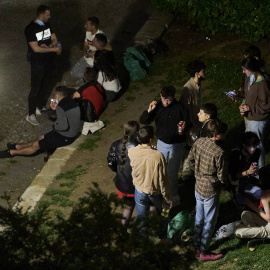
left=152, top=0, right=270, bottom=41
left=0, top=184, right=195, bottom=269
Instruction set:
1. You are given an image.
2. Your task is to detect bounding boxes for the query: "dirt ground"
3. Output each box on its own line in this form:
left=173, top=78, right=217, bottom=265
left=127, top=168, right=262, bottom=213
left=39, top=18, right=263, bottom=216
left=0, top=0, right=153, bottom=207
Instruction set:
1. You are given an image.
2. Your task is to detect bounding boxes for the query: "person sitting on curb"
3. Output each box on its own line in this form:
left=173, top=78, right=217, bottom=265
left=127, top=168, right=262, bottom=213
left=95, top=50, right=121, bottom=102
left=229, top=132, right=262, bottom=206
left=71, top=16, right=106, bottom=80
left=0, top=86, right=81, bottom=158
left=187, top=118, right=228, bottom=261
left=235, top=190, right=270, bottom=239
left=128, top=125, right=172, bottom=238
left=73, top=67, right=106, bottom=135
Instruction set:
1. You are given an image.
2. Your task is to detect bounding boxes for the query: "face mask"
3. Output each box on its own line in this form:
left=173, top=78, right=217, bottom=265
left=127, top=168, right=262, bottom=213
left=36, top=19, right=45, bottom=26
left=55, top=99, right=59, bottom=104
left=249, top=73, right=255, bottom=85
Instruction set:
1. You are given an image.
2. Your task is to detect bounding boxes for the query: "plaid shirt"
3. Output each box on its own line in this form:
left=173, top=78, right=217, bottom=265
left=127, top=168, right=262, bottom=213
left=187, top=137, right=228, bottom=198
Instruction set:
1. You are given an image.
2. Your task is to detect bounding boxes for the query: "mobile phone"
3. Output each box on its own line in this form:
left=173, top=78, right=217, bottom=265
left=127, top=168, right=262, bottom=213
left=224, top=91, right=236, bottom=97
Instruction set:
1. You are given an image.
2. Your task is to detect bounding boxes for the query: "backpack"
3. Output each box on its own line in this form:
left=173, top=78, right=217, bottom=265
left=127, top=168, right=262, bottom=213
left=77, top=83, right=105, bottom=122
left=78, top=99, right=97, bottom=122
left=123, top=47, right=151, bottom=81
left=145, top=38, right=169, bottom=56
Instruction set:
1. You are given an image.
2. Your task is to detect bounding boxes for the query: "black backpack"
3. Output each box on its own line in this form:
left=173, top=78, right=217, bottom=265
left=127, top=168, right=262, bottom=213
left=77, top=83, right=105, bottom=122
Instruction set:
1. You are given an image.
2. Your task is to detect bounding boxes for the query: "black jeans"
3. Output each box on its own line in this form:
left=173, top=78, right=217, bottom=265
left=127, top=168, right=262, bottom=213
left=28, top=63, right=52, bottom=115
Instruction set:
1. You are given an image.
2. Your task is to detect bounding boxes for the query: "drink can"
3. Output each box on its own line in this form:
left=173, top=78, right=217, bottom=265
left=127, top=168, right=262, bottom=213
left=178, top=121, right=184, bottom=135
left=239, top=105, right=246, bottom=118
left=252, top=162, right=258, bottom=176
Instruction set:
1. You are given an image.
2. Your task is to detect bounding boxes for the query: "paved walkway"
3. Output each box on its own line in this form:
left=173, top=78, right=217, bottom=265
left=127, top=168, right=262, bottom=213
left=0, top=1, right=173, bottom=212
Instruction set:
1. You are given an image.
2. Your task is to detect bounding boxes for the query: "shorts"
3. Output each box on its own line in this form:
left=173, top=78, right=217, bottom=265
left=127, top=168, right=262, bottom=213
left=39, top=130, right=76, bottom=151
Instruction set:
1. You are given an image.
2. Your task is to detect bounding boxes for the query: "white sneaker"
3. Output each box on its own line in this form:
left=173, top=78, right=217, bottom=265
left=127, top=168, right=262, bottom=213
left=35, top=107, right=47, bottom=115
left=26, top=114, right=39, bottom=125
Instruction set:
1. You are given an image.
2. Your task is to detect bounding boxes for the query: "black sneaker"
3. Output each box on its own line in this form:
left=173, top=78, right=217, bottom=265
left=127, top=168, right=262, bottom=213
left=6, top=143, right=16, bottom=150
left=0, top=150, right=13, bottom=158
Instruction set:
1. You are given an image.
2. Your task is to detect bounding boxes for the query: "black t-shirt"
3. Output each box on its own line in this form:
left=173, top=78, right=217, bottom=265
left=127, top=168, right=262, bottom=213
left=140, top=99, right=191, bottom=144
left=24, top=21, right=54, bottom=65
left=229, top=147, right=260, bottom=182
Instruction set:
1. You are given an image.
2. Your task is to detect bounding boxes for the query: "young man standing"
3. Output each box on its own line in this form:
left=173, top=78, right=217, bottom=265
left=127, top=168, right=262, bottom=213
left=128, top=126, right=172, bottom=235
left=140, top=86, right=190, bottom=205
left=180, top=60, right=206, bottom=132
left=181, top=103, right=217, bottom=181
left=196, top=103, right=218, bottom=139
left=25, top=5, right=61, bottom=125
left=187, top=119, right=228, bottom=261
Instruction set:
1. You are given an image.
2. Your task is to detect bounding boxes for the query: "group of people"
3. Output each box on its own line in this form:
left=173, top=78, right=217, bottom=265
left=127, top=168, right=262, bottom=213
left=24, top=5, right=121, bottom=127
left=0, top=4, right=269, bottom=263
left=0, top=5, right=123, bottom=158
left=107, top=45, right=270, bottom=262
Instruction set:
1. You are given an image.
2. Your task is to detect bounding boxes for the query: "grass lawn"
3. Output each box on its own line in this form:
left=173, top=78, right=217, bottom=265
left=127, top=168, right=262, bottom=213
left=145, top=26, right=270, bottom=269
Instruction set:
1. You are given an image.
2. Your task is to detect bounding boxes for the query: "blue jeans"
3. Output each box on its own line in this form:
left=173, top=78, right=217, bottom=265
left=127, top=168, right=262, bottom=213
left=134, top=188, right=167, bottom=238
left=194, top=191, right=220, bottom=252
left=236, top=178, right=263, bottom=205
left=157, top=140, right=185, bottom=197
left=247, top=118, right=269, bottom=168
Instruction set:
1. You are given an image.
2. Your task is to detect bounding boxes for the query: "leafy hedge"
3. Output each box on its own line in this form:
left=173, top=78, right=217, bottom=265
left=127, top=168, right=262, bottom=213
left=152, top=0, right=270, bottom=41
left=0, top=184, right=195, bottom=269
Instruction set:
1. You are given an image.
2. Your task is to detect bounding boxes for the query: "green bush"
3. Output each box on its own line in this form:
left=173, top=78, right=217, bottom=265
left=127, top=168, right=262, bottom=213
left=0, top=184, right=196, bottom=269
left=152, top=0, right=270, bottom=41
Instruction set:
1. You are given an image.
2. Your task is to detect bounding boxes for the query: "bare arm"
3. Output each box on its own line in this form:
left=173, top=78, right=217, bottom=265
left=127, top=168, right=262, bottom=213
left=73, top=91, right=81, bottom=99
left=29, top=40, right=61, bottom=53
left=246, top=195, right=270, bottom=222
left=49, top=33, right=58, bottom=48
left=83, top=41, right=89, bottom=51
left=261, top=191, right=270, bottom=222
left=235, top=163, right=258, bottom=179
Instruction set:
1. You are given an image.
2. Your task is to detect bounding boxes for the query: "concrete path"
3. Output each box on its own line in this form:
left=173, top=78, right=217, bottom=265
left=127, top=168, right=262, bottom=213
left=0, top=0, right=152, bottom=207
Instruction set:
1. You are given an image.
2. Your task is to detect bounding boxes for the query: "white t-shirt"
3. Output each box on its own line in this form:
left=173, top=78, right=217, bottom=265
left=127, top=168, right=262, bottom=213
left=84, top=29, right=104, bottom=65
left=97, top=71, right=121, bottom=93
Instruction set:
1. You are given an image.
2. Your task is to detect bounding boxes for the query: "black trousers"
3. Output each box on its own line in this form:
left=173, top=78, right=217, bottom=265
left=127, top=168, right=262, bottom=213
left=28, top=62, right=52, bottom=115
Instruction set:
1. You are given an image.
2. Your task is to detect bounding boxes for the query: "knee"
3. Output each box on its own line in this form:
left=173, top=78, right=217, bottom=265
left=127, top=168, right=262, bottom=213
left=32, top=141, right=40, bottom=150
left=38, top=135, right=44, bottom=141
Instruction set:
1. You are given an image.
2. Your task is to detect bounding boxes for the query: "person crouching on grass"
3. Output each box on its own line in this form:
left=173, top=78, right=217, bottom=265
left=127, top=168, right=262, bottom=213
left=187, top=118, right=228, bottom=261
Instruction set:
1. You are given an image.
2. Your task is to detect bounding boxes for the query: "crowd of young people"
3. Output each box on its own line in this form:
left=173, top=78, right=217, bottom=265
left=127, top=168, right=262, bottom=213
left=107, top=45, right=270, bottom=262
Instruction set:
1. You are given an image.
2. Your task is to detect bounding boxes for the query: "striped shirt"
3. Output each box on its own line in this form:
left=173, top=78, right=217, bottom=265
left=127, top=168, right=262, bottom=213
left=187, top=137, right=228, bottom=198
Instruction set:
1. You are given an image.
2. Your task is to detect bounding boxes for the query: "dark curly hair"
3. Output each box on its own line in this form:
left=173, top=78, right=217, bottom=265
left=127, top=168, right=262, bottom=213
left=186, top=60, right=206, bottom=77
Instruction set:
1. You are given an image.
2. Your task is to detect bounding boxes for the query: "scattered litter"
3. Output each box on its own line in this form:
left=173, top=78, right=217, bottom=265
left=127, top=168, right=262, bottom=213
left=234, top=258, right=238, bottom=262
left=249, top=247, right=255, bottom=252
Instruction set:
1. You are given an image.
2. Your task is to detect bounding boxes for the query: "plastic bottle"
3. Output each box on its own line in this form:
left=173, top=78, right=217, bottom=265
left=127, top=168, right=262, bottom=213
left=56, top=42, right=61, bottom=55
